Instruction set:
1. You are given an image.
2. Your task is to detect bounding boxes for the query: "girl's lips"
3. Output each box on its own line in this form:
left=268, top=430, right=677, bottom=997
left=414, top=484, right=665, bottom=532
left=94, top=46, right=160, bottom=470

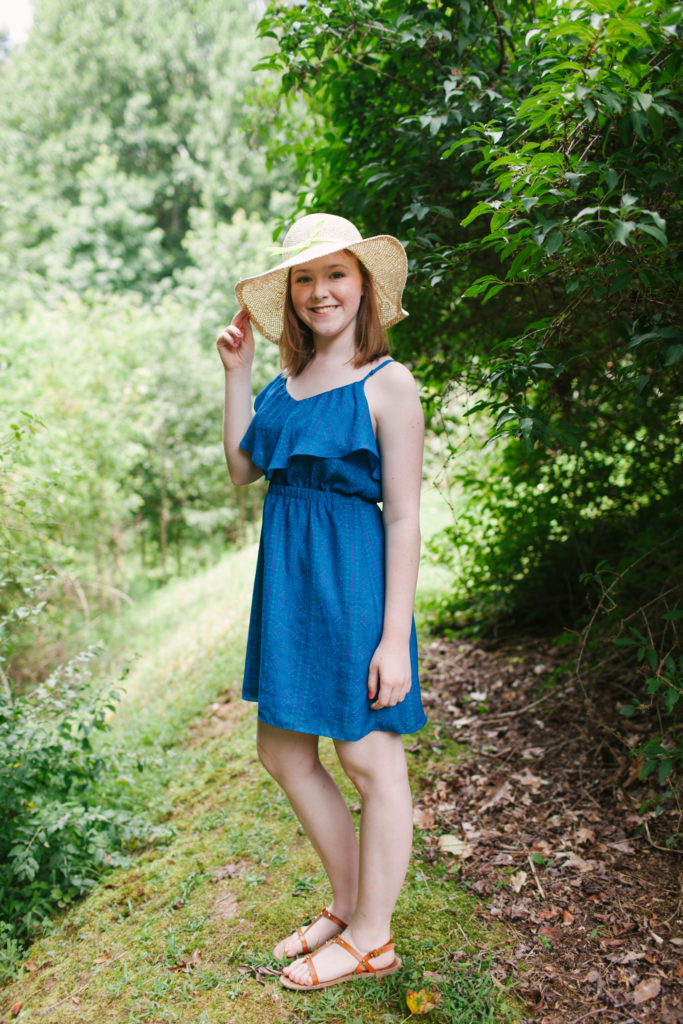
left=310, top=305, right=340, bottom=315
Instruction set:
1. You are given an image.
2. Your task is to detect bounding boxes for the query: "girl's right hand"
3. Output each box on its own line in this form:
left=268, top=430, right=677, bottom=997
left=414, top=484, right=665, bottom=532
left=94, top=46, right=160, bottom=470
left=216, top=308, right=255, bottom=372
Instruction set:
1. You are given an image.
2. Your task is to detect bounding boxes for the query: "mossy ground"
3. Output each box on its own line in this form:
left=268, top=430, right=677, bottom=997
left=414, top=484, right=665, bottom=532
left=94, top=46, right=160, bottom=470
left=2, top=490, right=523, bottom=1024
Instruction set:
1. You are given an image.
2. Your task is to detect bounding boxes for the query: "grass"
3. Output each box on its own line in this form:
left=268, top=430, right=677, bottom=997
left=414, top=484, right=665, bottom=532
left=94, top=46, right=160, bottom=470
left=1, top=485, right=524, bottom=1023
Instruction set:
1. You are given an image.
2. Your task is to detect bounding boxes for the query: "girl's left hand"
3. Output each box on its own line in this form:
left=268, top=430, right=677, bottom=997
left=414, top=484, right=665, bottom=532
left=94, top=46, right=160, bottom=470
left=367, top=639, right=412, bottom=710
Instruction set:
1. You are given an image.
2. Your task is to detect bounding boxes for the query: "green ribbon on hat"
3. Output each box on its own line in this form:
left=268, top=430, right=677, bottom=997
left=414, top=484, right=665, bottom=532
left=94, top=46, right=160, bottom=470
left=269, top=218, right=347, bottom=260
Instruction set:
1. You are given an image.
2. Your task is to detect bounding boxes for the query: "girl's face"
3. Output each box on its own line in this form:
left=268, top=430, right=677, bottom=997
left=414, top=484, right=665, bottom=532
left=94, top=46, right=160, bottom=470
left=289, top=251, right=363, bottom=343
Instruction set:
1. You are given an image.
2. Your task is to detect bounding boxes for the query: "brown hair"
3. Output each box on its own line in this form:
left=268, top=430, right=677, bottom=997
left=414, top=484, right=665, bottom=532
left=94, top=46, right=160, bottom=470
left=279, top=255, right=389, bottom=377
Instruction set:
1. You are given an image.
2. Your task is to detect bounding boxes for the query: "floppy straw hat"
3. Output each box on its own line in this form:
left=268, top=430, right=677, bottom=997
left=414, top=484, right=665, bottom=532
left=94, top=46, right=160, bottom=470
left=235, top=213, right=408, bottom=343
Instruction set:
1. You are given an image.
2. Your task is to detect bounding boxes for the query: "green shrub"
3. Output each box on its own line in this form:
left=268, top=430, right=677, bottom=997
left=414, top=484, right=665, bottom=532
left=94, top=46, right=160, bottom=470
left=0, top=646, right=170, bottom=958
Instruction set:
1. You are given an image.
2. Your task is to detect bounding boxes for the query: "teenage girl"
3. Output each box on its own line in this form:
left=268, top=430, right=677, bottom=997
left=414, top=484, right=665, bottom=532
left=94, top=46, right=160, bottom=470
left=216, top=213, right=426, bottom=990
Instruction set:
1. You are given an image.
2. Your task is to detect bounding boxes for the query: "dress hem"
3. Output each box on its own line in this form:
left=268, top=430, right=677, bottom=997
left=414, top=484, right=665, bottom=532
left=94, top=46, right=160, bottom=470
left=244, top=700, right=427, bottom=744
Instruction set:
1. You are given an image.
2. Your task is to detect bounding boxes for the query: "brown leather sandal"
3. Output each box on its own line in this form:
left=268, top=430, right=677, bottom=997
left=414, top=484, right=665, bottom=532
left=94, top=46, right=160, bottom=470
left=280, top=934, right=402, bottom=990
left=273, top=907, right=348, bottom=959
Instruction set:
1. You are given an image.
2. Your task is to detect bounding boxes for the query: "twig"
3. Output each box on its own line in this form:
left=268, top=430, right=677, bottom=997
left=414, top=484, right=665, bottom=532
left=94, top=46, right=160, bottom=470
left=566, top=1001, right=630, bottom=1024
left=478, top=691, right=553, bottom=722
left=643, top=820, right=683, bottom=856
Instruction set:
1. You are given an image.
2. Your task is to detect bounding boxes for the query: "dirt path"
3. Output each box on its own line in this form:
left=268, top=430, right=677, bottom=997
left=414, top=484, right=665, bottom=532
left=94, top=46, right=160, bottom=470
left=417, top=637, right=683, bottom=1023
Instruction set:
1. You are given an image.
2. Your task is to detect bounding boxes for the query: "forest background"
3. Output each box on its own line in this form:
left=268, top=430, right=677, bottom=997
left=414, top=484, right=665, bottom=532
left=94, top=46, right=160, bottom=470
left=0, top=0, right=681, bottom=972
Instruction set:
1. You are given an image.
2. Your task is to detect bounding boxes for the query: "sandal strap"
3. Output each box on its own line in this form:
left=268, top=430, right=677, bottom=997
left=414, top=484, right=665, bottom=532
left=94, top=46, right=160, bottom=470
left=320, top=907, right=347, bottom=930
left=295, top=925, right=310, bottom=955
left=329, top=935, right=395, bottom=975
left=303, top=952, right=318, bottom=987
left=297, top=908, right=347, bottom=955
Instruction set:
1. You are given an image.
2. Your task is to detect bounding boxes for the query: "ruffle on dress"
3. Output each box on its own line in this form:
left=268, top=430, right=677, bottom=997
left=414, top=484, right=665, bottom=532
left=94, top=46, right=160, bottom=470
left=240, top=375, right=381, bottom=483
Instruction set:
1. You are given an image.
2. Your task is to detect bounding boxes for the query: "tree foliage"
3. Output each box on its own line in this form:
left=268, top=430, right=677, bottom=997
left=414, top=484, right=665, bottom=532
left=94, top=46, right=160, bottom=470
left=257, top=0, right=683, bottom=782
left=0, top=0, right=285, bottom=679
left=0, top=0, right=292, bottom=305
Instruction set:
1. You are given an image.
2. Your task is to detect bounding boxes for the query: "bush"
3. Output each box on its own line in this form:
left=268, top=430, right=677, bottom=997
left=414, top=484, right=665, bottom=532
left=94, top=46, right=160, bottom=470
left=0, top=645, right=170, bottom=960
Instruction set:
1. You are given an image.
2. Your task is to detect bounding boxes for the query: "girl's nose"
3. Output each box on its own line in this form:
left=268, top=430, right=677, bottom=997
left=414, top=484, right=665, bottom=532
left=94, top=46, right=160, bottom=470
left=311, top=278, right=328, bottom=299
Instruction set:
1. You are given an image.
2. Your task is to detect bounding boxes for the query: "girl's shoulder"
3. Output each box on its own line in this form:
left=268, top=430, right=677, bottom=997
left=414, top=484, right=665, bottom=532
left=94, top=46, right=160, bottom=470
left=365, top=358, right=419, bottom=398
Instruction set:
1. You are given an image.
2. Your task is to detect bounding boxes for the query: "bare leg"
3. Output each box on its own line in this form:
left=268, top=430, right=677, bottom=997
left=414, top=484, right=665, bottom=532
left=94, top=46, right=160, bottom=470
left=256, top=720, right=359, bottom=958
left=282, top=730, right=412, bottom=985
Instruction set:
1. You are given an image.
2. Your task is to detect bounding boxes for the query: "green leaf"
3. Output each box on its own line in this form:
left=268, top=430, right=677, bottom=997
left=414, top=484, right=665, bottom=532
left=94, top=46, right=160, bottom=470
left=638, top=224, right=668, bottom=245
left=612, top=220, right=636, bottom=245
left=633, top=91, right=653, bottom=112
left=461, top=202, right=494, bottom=227
left=544, top=230, right=563, bottom=255
left=603, top=168, right=619, bottom=192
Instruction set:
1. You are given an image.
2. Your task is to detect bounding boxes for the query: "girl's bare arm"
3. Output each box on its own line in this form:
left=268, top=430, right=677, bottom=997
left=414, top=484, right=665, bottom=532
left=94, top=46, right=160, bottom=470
left=217, top=309, right=263, bottom=486
left=366, top=362, right=424, bottom=708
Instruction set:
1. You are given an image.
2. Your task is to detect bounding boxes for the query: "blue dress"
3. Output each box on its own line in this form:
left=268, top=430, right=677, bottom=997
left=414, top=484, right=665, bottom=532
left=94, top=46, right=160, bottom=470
left=239, top=358, right=427, bottom=742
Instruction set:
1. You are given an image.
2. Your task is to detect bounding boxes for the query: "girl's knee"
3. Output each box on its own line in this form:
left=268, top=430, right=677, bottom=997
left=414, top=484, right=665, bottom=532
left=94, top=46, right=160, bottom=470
left=336, top=732, right=408, bottom=797
left=256, top=722, right=319, bottom=784
left=256, top=735, right=281, bottom=779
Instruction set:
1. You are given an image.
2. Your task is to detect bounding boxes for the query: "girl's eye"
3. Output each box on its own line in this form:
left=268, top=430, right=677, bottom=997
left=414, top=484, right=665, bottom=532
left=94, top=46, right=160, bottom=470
left=294, top=276, right=311, bottom=284
left=331, top=272, right=345, bottom=279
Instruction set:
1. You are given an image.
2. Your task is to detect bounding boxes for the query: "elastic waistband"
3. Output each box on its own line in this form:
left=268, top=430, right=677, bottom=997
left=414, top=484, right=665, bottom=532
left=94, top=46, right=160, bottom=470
left=267, top=483, right=379, bottom=506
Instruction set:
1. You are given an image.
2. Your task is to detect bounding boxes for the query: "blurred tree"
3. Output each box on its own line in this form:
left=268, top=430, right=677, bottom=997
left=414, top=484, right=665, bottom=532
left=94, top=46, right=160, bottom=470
left=0, top=0, right=293, bottom=304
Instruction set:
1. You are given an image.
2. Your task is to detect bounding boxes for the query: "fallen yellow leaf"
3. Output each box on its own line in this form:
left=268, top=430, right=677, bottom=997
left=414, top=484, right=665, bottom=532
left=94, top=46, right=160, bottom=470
left=437, top=834, right=472, bottom=857
left=406, top=987, right=441, bottom=1014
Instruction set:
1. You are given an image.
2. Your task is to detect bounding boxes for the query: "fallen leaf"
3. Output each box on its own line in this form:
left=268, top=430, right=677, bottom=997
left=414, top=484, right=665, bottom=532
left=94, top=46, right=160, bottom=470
left=562, top=910, right=574, bottom=925
left=93, top=952, right=111, bottom=965
left=406, top=987, right=441, bottom=1014
left=210, top=862, right=247, bottom=883
left=237, top=962, right=281, bottom=985
left=632, top=977, right=661, bottom=1004
left=512, top=769, right=545, bottom=789
left=437, top=834, right=472, bottom=857
left=170, top=949, right=201, bottom=973
left=10, top=1002, right=23, bottom=1017
left=413, top=807, right=436, bottom=830
left=23, top=961, right=37, bottom=972
left=510, top=870, right=527, bottom=893
left=557, top=851, right=596, bottom=873
left=423, top=971, right=445, bottom=983
left=480, top=780, right=513, bottom=812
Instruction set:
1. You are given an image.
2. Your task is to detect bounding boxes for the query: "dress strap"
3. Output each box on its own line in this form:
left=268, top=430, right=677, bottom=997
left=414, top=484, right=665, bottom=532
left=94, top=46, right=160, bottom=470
left=361, top=358, right=394, bottom=382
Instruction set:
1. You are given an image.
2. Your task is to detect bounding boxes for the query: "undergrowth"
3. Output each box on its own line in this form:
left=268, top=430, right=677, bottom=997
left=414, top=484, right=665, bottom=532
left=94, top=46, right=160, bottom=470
left=0, top=647, right=172, bottom=976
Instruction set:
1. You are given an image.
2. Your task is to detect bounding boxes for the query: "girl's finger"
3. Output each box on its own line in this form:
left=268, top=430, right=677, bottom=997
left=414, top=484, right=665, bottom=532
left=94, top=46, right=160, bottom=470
left=367, top=661, right=379, bottom=700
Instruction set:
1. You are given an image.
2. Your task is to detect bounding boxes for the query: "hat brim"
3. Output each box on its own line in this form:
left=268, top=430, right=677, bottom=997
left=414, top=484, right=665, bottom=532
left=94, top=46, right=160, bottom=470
left=235, top=235, right=408, bottom=343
